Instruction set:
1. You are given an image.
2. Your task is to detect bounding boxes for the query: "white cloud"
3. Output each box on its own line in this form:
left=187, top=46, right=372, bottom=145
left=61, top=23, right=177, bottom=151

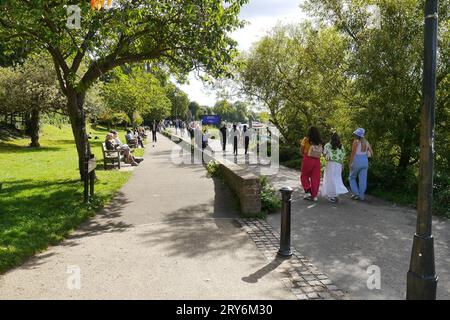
left=179, top=0, right=306, bottom=107
left=179, top=73, right=216, bottom=107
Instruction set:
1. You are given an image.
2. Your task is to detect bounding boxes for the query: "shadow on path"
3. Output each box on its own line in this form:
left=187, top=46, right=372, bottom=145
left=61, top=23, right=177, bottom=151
left=242, top=258, right=284, bottom=283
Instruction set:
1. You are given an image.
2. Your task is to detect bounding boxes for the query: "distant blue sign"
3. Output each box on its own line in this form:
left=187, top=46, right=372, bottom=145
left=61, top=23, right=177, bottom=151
left=201, top=115, right=221, bottom=126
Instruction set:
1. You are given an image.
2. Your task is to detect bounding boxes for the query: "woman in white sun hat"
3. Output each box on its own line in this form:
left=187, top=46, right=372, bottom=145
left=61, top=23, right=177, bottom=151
left=349, top=128, right=374, bottom=201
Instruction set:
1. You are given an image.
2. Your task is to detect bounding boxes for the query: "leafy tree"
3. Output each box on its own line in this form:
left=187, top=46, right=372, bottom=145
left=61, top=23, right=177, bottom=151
left=84, top=82, right=107, bottom=129
left=0, top=39, right=29, bottom=67
left=166, top=84, right=189, bottom=120
left=0, top=55, right=66, bottom=147
left=258, top=111, right=270, bottom=123
left=238, top=23, right=348, bottom=143
left=213, top=99, right=233, bottom=121
left=212, top=99, right=251, bottom=123
left=0, top=0, right=247, bottom=177
left=102, top=66, right=170, bottom=127
left=188, top=101, right=201, bottom=120
left=303, top=0, right=450, bottom=175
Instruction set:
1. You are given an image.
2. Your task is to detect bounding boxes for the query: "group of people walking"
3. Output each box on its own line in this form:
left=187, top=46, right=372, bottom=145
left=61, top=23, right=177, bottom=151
left=219, top=123, right=253, bottom=156
left=300, top=127, right=373, bottom=203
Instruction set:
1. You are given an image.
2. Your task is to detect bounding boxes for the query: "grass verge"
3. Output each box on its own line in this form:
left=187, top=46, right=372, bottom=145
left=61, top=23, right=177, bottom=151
left=0, top=124, right=135, bottom=273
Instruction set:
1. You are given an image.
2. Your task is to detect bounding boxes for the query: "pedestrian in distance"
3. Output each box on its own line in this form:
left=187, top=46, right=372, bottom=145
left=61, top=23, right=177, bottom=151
left=322, top=132, right=348, bottom=203
left=231, top=124, right=241, bottom=156
left=220, top=122, right=228, bottom=152
left=152, top=120, right=157, bottom=146
left=300, top=126, right=323, bottom=202
left=349, top=128, right=374, bottom=201
left=243, top=125, right=251, bottom=155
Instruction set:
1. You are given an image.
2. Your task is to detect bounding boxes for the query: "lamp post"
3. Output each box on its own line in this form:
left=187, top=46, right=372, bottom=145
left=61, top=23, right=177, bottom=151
left=406, top=0, right=439, bottom=300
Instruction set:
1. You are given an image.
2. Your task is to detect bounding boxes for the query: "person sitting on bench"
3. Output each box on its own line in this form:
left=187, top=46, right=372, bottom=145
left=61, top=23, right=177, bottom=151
left=133, top=129, right=145, bottom=148
left=125, top=130, right=134, bottom=144
left=106, top=133, right=142, bottom=166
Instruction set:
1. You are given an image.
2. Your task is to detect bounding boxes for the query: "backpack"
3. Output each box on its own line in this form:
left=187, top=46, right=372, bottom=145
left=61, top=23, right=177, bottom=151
left=308, top=144, right=323, bottom=159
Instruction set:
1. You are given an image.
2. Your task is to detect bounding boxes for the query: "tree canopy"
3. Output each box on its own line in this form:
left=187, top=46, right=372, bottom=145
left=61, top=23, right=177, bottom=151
left=101, top=66, right=171, bottom=125
left=0, top=55, right=66, bottom=146
left=0, top=0, right=248, bottom=177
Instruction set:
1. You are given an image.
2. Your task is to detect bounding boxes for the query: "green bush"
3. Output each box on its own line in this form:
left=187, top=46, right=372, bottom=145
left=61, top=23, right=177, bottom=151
left=283, top=159, right=302, bottom=170
left=279, top=144, right=299, bottom=163
left=280, top=144, right=301, bottom=170
left=434, top=173, right=450, bottom=217
left=260, top=176, right=281, bottom=214
left=366, top=160, right=417, bottom=194
left=206, top=160, right=221, bottom=178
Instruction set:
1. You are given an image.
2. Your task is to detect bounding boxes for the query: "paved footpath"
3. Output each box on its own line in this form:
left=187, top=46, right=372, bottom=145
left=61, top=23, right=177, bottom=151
left=0, top=134, right=341, bottom=300
left=169, top=128, right=450, bottom=300
left=207, top=136, right=450, bottom=299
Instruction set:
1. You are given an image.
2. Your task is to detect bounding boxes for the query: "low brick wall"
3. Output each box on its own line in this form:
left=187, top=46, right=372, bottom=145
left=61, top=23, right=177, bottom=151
left=218, top=160, right=262, bottom=216
left=162, top=130, right=262, bottom=216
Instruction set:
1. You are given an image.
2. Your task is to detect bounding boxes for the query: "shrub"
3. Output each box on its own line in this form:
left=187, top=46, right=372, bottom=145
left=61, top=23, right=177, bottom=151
left=260, top=176, right=281, bottom=214
left=279, top=144, right=299, bottom=163
left=283, top=159, right=302, bottom=170
left=206, top=160, right=221, bottom=178
left=434, top=172, right=450, bottom=217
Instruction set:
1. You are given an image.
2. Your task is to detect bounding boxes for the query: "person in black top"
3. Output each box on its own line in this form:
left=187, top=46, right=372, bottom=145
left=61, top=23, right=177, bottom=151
left=220, top=123, right=227, bottom=152
left=105, top=133, right=116, bottom=151
left=243, top=125, right=250, bottom=155
left=232, top=124, right=240, bottom=156
left=152, top=120, right=157, bottom=144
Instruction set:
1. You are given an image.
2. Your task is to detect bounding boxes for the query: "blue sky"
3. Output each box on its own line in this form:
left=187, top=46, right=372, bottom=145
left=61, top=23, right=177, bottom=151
left=179, top=0, right=306, bottom=107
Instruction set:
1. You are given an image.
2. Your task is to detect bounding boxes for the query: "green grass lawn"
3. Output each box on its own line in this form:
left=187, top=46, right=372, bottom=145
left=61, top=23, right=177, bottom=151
left=0, top=124, right=142, bottom=273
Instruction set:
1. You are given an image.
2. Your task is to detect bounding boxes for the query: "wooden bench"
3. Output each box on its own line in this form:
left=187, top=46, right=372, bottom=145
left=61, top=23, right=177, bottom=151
left=102, top=143, right=123, bottom=169
left=125, top=136, right=137, bottom=148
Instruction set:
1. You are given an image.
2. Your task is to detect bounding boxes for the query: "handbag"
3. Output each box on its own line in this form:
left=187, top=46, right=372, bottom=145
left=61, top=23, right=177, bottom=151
left=308, top=144, right=323, bottom=158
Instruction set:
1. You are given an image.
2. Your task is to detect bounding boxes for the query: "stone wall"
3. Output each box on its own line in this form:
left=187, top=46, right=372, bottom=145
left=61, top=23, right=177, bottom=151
left=218, top=159, right=261, bottom=216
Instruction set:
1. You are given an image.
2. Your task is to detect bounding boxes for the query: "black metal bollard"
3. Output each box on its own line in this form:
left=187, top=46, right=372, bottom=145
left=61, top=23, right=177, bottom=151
left=278, top=186, right=293, bottom=258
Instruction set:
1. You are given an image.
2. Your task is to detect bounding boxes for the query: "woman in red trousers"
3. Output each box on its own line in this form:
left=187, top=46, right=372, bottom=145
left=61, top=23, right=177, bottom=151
left=300, top=127, right=323, bottom=202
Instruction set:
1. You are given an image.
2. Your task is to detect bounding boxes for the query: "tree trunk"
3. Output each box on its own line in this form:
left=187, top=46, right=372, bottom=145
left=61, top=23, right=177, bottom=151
left=29, top=108, right=41, bottom=148
left=128, top=112, right=134, bottom=131
left=66, top=89, right=91, bottom=180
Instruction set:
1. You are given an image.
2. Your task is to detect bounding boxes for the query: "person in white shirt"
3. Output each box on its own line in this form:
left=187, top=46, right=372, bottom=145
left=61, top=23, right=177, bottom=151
left=194, top=125, right=203, bottom=149
left=125, top=130, right=134, bottom=142
left=112, top=131, right=125, bottom=147
left=231, top=124, right=241, bottom=156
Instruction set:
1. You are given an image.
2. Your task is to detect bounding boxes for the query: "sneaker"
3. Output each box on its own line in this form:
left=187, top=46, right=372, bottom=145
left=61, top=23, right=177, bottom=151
left=304, top=195, right=318, bottom=202
left=303, top=194, right=312, bottom=200
left=328, top=197, right=337, bottom=203
left=351, top=194, right=359, bottom=200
